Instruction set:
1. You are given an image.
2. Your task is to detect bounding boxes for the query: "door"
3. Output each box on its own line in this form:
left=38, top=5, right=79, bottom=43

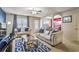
left=76, top=12, right=79, bottom=41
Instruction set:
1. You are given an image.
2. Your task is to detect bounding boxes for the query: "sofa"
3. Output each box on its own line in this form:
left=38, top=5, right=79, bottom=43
left=36, top=31, right=63, bottom=46
left=0, top=33, right=13, bottom=51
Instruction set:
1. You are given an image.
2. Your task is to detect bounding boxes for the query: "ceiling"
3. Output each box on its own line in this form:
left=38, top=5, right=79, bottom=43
left=2, top=7, right=78, bottom=17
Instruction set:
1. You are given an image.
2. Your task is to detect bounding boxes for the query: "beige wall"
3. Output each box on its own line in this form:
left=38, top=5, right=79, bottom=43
left=61, top=8, right=79, bottom=41
left=6, top=13, right=14, bottom=35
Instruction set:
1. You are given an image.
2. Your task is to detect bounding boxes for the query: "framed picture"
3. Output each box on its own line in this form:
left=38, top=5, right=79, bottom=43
left=63, top=15, right=72, bottom=23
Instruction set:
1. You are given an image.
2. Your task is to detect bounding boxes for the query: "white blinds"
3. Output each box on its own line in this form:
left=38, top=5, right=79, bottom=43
left=34, top=20, right=39, bottom=30
left=17, top=15, right=27, bottom=28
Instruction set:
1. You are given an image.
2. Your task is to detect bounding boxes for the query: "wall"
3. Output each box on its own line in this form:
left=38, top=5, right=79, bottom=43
left=6, top=13, right=14, bottom=35
left=61, top=8, right=79, bottom=41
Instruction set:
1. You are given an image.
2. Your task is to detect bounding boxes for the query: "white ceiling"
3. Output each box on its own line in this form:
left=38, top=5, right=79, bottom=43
left=2, top=7, right=78, bottom=17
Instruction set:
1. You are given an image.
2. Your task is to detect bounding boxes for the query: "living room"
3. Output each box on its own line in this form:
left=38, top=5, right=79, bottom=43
left=0, top=7, right=79, bottom=52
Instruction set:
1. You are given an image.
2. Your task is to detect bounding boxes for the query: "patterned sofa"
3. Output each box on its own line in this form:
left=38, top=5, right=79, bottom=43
left=0, top=33, right=13, bottom=51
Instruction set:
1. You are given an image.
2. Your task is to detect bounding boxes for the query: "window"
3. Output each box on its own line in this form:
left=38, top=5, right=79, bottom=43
left=34, top=20, right=39, bottom=30
left=42, top=18, right=50, bottom=29
left=17, top=15, right=27, bottom=28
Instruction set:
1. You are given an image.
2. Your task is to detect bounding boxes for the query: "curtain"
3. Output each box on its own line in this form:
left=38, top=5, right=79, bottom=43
left=27, top=16, right=29, bottom=27
left=12, top=15, right=17, bottom=33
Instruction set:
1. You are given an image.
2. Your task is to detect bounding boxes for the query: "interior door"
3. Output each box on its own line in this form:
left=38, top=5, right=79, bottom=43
left=76, top=12, right=79, bottom=41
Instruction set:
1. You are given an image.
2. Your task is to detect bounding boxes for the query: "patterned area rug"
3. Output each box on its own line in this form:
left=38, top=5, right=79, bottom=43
left=31, top=41, right=51, bottom=52
left=15, top=38, right=25, bottom=52
left=15, top=38, right=51, bottom=52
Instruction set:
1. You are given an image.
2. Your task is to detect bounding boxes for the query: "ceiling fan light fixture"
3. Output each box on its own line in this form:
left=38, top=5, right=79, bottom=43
left=32, top=11, right=37, bottom=14
left=28, top=8, right=42, bottom=15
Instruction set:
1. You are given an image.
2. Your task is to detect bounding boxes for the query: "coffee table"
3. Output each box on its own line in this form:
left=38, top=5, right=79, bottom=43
left=26, top=40, right=38, bottom=51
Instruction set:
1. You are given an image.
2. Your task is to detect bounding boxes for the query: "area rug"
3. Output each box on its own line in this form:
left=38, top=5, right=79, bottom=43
left=15, top=38, right=51, bottom=52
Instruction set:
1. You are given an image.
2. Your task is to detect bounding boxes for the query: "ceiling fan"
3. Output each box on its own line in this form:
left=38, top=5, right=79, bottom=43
left=28, top=8, right=42, bottom=15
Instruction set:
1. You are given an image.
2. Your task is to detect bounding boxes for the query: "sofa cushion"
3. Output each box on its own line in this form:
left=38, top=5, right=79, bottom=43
left=44, top=31, right=49, bottom=35
left=25, top=28, right=29, bottom=31
left=18, top=28, right=21, bottom=32
left=39, top=29, right=44, bottom=33
left=39, top=33, right=50, bottom=40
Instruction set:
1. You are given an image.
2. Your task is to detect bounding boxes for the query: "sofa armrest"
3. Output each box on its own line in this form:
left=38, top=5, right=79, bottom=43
left=51, top=31, right=63, bottom=45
